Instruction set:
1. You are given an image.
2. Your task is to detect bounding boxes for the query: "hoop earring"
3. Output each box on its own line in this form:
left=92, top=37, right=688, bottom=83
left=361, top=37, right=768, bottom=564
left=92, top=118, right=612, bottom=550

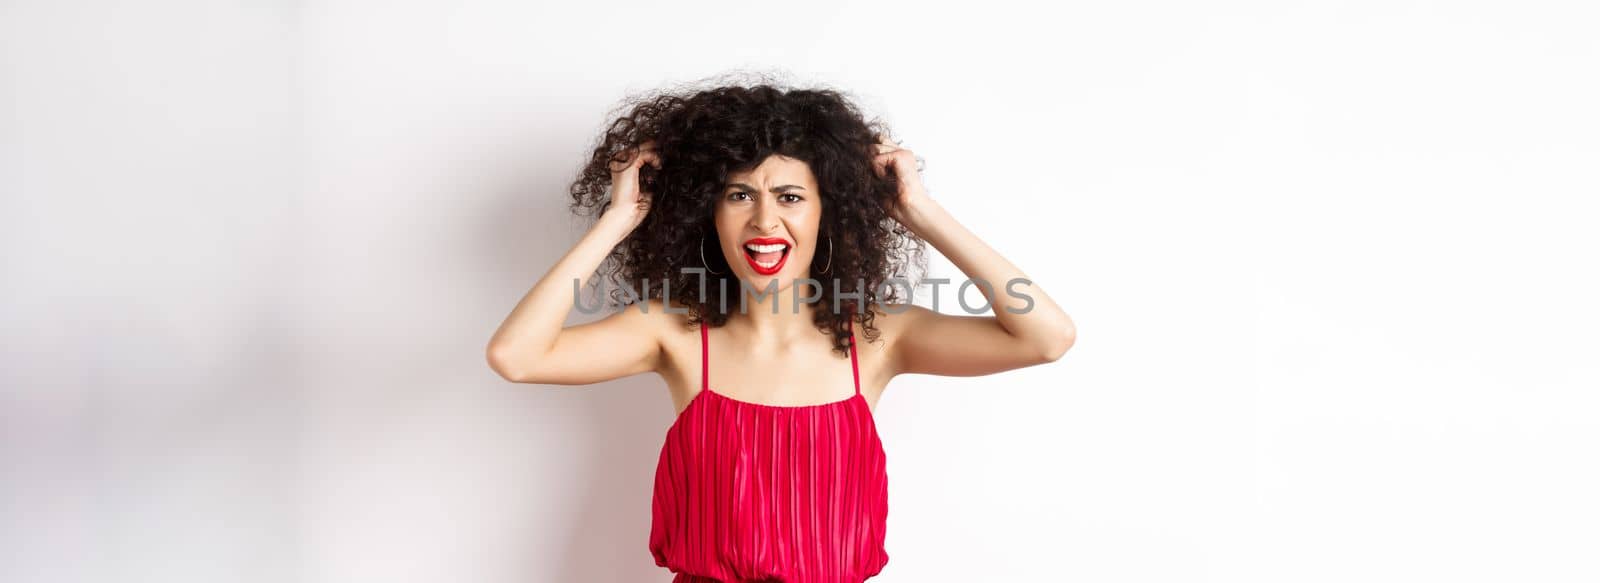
left=700, top=234, right=725, bottom=275
left=816, top=235, right=833, bottom=274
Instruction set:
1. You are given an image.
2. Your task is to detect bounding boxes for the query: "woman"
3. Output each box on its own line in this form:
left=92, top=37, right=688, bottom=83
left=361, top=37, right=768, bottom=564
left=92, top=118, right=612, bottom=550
left=486, top=81, right=1075, bottom=582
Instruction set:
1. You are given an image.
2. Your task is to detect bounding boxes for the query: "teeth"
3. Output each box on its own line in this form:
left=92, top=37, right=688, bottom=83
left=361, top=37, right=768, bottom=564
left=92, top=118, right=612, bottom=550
left=745, top=243, right=789, bottom=253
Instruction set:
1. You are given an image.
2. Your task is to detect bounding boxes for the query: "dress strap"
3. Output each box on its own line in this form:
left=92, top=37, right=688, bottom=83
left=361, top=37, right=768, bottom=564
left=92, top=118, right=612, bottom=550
left=699, top=321, right=709, bottom=392
left=848, top=309, right=861, bottom=397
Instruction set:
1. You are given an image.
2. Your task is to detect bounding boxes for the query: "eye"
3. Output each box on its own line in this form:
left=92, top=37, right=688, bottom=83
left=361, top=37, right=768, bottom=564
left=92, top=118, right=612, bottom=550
left=727, top=191, right=751, bottom=201
left=779, top=193, right=803, bottom=203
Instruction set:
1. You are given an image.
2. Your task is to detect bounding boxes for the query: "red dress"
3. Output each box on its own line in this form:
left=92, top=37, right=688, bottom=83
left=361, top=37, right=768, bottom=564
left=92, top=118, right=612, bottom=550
left=649, top=316, right=890, bottom=582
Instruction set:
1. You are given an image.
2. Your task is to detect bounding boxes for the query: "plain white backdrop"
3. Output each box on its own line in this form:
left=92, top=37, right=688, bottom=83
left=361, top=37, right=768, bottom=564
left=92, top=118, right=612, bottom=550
left=4, top=1, right=1597, bottom=581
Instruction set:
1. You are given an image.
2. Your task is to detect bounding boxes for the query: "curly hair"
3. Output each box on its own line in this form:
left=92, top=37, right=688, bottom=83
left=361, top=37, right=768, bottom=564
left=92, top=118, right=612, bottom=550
left=567, top=72, right=928, bottom=356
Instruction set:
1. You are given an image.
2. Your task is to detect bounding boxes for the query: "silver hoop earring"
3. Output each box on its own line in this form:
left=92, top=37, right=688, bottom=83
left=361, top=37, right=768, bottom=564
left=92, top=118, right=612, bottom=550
left=817, top=235, right=833, bottom=273
left=700, top=235, right=725, bottom=275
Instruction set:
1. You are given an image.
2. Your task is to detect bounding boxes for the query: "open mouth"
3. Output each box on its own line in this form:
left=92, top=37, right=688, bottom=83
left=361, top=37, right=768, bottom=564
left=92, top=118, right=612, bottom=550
left=742, top=239, right=791, bottom=275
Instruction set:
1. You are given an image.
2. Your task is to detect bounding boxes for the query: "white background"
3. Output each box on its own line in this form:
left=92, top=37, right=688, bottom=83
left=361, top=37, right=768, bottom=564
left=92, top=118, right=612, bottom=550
left=4, top=1, right=1597, bottom=581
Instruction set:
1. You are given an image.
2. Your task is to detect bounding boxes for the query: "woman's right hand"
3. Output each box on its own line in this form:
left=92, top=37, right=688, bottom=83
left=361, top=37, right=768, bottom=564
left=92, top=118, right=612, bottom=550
left=487, top=139, right=666, bottom=385
left=602, top=140, right=662, bottom=232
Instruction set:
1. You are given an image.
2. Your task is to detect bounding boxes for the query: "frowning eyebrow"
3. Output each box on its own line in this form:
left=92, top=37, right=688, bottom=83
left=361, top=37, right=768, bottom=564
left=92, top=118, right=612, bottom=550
left=725, top=182, right=807, bottom=192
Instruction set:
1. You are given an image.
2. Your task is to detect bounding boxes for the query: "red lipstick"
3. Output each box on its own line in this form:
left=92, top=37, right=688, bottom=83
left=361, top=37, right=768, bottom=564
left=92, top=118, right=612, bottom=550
left=741, top=236, right=791, bottom=276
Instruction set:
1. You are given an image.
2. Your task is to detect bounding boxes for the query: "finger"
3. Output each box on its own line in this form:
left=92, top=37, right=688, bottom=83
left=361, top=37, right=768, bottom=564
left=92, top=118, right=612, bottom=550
left=610, top=148, right=642, bottom=174
left=629, top=148, right=657, bottom=170
left=874, top=132, right=899, bottom=150
left=614, top=142, right=657, bottom=166
left=644, top=142, right=665, bottom=167
left=871, top=152, right=890, bottom=177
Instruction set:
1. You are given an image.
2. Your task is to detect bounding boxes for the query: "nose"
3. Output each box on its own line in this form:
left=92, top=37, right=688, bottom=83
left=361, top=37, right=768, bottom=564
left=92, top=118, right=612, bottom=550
left=752, top=197, right=779, bottom=233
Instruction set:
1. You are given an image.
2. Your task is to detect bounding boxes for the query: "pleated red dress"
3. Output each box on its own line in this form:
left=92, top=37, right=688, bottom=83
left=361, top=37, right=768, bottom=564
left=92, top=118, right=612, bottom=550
left=649, top=316, right=890, bottom=582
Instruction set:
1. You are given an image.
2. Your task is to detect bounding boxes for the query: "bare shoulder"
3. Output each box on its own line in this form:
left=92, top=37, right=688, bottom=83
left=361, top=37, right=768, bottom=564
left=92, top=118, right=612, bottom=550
left=850, top=301, right=932, bottom=388
left=641, top=296, right=702, bottom=342
left=856, top=301, right=929, bottom=357
left=860, top=301, right=932, bottom=341
left=618, top=297, right=696, bottom=337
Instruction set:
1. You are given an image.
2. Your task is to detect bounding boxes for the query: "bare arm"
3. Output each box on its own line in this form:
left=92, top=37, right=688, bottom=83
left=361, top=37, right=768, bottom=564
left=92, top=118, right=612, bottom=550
left=485, top=142, right=663, bottom=384
left=871, top=138, right=1076, bottom=377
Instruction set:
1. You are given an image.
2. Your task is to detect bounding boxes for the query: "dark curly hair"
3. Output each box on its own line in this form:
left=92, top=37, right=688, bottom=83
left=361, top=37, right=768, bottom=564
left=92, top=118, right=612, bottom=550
left=567, top=72, right=928, bottom=356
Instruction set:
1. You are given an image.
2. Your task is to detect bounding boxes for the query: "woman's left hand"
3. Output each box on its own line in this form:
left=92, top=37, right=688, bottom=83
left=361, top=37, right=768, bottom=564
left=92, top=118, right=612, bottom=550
left=871, top=134, right=934, bottom=226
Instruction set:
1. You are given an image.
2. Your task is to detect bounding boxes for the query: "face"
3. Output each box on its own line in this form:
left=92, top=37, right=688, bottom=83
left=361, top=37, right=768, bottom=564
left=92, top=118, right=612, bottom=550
left=714, top=154, right=823, bottom=294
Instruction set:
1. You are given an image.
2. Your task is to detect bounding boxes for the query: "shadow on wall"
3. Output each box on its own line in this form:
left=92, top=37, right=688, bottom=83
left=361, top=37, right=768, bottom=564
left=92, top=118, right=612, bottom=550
left=473, top=144, right=677, bottom=581
left=548, top=375, right=673, bottom=582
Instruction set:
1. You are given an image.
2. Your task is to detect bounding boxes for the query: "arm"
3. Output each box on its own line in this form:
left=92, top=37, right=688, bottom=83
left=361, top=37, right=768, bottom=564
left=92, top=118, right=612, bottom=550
left=873, top=140, right=1076, bottom=377
left=485, top=142, right=663, bottom=384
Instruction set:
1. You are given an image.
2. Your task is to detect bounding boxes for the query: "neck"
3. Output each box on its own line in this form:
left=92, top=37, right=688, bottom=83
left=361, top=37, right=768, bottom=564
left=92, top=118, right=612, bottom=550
left=725, top=276, right=826, bottom=341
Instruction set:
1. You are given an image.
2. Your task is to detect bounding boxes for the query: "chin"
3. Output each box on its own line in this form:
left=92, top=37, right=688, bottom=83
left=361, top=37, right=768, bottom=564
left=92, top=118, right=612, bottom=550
left=739, top=272, right=790, bottom=293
